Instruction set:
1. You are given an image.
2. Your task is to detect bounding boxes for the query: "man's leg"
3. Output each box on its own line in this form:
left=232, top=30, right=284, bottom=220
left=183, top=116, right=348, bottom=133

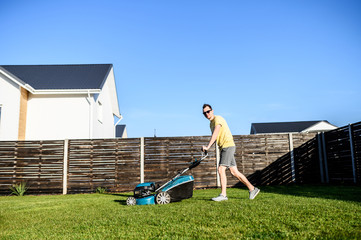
left=219, top=165, right=228, bottom=196
left=230, top=166, right=260, bottom=199
left=212, top=165, right=229, bottom=201
left=229, top=166, right=254, bottom=191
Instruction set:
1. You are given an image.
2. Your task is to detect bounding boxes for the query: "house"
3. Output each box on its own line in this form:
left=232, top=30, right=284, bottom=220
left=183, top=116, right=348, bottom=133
left=0, top=64, right=123, bottom=140
left=250, top=121, right=337, bottom=134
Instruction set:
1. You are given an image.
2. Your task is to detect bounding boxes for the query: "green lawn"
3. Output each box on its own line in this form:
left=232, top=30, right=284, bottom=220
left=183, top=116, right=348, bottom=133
left=1, top=185, right=360, bottom=239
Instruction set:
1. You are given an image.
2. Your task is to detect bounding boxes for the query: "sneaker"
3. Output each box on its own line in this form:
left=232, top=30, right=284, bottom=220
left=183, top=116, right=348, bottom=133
left=249, top=187, right=260, bottom=200
left=212, top=194, right=228, bottom=201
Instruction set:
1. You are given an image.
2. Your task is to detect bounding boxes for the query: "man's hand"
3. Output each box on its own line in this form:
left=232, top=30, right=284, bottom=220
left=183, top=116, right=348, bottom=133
left=202, top=124, right=221, bottom=153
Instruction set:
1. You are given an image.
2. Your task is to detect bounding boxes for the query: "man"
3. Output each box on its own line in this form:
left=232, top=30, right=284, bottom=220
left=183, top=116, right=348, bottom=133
left=202, top=104, right=260, bottom=201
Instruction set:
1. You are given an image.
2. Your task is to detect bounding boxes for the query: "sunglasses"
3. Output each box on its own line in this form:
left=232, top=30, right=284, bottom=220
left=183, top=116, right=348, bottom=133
left=203, top=110, right=212, bottom=115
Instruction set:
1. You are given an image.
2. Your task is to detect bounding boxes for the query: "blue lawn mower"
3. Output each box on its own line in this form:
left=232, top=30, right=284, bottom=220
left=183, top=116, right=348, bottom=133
left=126, top=151, right=208, bottom=205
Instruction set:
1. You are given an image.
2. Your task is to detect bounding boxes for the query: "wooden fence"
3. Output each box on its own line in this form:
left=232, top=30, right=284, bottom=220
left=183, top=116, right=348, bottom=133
left=0, top=140, right=64, bottom=194
left=320, top=121, right=361, bottom=184
left=0, top=121, right=360, bottom=195
left=67, top=138, right=141, bottom=193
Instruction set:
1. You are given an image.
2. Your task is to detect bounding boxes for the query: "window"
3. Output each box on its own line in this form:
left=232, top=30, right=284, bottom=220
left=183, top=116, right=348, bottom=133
left=97, top=101, right=103, bottom=123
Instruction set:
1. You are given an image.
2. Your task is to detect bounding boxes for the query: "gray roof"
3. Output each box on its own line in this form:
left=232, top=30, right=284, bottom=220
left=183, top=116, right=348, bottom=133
left=0, top=64, right=112, bottom=90
left=250, top=121, right=333, bottom=134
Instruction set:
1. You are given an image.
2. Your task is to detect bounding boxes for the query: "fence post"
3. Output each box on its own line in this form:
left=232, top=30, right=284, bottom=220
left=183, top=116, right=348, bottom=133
left=321, top=132, right=329, bottom=183
left=317, top=133, right=325, bottom=183
left=289, top=133, right=296, bottom=183
left=348, top=124, right=357, bottom=184
left=140, top=137, right=145, bottom=183
left=216, top=145, right=221, bottom=188
left=63, top=139, right=69, bottom=195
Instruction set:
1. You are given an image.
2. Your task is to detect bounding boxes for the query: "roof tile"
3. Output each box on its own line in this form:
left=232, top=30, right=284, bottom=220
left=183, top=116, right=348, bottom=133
left=0, top=64, right=112, bottom=90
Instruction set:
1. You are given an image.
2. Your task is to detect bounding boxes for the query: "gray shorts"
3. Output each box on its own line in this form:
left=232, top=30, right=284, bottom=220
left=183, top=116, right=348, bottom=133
left=220, top=146, right=236, bottom=168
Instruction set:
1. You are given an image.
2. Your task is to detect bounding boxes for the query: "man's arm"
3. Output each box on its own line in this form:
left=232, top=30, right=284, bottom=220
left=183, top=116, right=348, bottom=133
left=202, top=124, right=221, bottom=151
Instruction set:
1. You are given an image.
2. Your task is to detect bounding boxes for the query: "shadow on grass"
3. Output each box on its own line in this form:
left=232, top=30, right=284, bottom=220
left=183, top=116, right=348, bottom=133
left=111, top=193, right=130, bottom=205
left=227, top=137, right=361, bottom=203
left=257, top=184, right=361, bottom=203
left=114, top=199, right=127, bottom=205
left=190, top=197, right=215, bottom=201
left=111, top=193, right=131, bottom=197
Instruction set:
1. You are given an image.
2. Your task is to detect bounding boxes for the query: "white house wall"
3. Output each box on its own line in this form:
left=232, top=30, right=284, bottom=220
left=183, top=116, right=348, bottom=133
left=0, top=74, right=20, bottom=140
left=92, top=76, right=116, bottom=138
left=106, top=68, right=120, bottom=118
left=26, top=94, right=90, bottom=140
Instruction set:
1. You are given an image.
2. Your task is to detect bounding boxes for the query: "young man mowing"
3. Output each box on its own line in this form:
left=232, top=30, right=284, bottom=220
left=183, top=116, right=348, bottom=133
left=201, top=104, right=260, bottom=201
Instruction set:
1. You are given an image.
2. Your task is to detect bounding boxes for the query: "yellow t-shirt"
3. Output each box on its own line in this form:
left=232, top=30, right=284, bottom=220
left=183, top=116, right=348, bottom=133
left=210, top=115, right=235, bottom=149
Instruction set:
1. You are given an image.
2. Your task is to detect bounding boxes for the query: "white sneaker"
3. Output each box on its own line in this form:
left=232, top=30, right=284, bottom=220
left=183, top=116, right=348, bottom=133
left=212, top=194, right=228, bottom=201
left=249, top=187, right=260, bottom=200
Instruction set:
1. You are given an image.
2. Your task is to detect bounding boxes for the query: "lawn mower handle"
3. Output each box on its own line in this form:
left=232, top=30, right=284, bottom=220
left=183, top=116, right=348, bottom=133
left=155, top=151, right=208, bottom=192
left=189, top=151, right=208, bottom=169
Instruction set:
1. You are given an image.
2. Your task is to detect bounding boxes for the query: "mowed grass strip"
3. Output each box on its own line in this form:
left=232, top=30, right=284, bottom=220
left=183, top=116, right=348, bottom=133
left=0, top=185, right=360, bottom=239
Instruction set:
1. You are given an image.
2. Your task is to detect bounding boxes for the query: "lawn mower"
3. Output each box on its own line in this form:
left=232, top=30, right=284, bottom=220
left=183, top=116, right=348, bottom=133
left=126, top=151, right=208, bottom=205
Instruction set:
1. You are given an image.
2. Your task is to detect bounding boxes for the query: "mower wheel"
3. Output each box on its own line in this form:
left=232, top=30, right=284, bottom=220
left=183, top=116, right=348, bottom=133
left=126, top=196, right=136, bottom=206
left=156, top=191, right=171, bottom=204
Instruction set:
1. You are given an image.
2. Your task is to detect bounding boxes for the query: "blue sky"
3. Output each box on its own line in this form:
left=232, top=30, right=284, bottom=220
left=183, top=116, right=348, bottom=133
left=1, top=0, right=360, bottom=138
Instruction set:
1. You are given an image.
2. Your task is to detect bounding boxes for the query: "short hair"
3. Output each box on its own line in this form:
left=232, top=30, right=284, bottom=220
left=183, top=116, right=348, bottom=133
left=202, top=104, right=212, bottom=110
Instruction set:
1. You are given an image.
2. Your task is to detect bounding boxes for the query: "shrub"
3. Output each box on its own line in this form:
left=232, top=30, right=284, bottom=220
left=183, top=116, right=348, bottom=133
left=96, top=187, right=107, bottom=194
left=9, top=182, right=28, bottom=196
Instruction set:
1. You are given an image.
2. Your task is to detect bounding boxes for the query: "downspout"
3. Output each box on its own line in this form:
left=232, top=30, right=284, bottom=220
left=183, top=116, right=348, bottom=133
left=86, top=91, right=93, bottom=139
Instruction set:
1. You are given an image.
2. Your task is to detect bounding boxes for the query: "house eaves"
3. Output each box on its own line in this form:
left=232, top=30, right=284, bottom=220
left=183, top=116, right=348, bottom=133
left=32, top=89, right=101, bottom=95
left=0, top=67, right=32, bottom=92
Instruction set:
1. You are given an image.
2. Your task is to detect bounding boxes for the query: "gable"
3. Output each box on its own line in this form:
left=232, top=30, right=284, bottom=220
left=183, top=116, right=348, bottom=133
left=302, top=121, right=337, bottom=133
left=0, top=64, right=112, bottom=90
